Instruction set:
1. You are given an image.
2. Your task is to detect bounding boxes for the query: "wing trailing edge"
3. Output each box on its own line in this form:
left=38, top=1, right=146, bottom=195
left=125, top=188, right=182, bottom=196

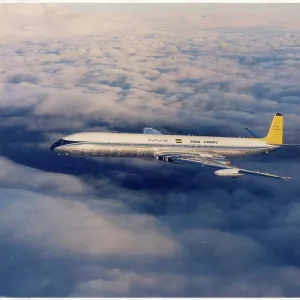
left=155, top=153, right=292, bottom=180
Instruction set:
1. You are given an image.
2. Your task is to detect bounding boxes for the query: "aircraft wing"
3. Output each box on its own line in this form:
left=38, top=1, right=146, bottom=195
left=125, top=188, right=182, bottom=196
left=143, top=127, right=163, bottom=135
left=244, top=127, right=264, bottom=138
left=155, top=153, right=292, bottom=180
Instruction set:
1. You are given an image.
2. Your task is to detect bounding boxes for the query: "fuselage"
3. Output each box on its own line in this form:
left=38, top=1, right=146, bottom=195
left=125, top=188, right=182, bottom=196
left=50, top=132, right=279, bottom=159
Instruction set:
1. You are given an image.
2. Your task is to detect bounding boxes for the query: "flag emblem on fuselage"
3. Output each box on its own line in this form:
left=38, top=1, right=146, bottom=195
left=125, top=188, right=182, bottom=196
left=175, top=139, right=182, bottom=143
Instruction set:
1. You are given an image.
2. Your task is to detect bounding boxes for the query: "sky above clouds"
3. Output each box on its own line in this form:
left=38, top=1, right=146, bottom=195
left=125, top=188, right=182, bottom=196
left=1, top=3, right=300, bottom=297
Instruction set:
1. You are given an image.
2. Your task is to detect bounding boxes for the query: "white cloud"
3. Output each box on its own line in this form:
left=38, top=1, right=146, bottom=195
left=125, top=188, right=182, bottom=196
left=1, top=5, right=300, bottom=137
left=0, top=187, right=180, bottom=257
left=0, top=156, right=90, bottom=195
left=72, top=269, right=187, bottom=297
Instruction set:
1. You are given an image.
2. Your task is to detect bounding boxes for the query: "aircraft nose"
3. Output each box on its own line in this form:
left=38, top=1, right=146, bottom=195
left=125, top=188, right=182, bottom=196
left=50, top=139, right=61, bottom=152
left=50, top=138, right=65, bottom=152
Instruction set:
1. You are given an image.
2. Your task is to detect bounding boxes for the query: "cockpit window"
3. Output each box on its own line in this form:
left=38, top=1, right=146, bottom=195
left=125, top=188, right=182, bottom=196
left=56, top=139, right=65, bottom=146
left=50, top=139, right=79, bottom=151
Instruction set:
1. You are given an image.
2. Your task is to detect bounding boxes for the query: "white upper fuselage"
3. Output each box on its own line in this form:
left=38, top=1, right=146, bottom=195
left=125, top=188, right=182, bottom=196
left=50, top=132, right=278, bottom=159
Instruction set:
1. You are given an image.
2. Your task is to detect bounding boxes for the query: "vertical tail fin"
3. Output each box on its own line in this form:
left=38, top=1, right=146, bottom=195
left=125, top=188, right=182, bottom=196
left=263, top=113, right=283, bottom=145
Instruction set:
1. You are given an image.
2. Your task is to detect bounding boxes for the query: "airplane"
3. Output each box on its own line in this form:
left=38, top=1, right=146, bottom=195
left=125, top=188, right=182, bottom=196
left=50, top=113, right=299, bottom=180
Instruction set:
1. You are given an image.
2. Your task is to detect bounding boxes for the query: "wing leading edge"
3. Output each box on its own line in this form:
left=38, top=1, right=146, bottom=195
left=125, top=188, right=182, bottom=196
left=155, top=153, right=292, bottom=180
left=143, top=128, right=163, bottom=135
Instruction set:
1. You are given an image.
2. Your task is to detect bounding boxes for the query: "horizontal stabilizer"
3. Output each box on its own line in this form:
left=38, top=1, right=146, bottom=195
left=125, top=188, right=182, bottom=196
left=143, top=127, right=163, bottom=135
left=275, top=144, right=300, bottom=147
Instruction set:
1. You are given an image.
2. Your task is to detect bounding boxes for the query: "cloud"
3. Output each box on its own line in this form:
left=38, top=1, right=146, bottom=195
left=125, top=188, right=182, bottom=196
left=0, top=187, right=179, bottom=258
left=0, top=159, right=182, bottom=296
left=72, top=270, right=187, bottom=297
left=1, top=3, right=300, bottom=297
left=0, top=156, right=90, bottom=195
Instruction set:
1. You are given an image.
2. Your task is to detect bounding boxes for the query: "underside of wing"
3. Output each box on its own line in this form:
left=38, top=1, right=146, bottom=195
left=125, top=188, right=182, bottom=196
left=155, top=152, right=292, bottom=180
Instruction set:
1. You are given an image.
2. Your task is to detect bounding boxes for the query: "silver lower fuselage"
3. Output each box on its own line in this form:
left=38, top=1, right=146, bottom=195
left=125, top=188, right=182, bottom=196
left=53, top=142, right=274, bottom=158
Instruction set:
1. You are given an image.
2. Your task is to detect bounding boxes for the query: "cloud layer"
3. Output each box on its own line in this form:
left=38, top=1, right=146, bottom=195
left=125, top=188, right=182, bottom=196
left=1, top=3, right=300, bottom=297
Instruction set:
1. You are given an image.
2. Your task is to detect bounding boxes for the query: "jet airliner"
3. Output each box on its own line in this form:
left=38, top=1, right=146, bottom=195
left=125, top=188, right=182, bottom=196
left=50, top=113, right=298, bottom=180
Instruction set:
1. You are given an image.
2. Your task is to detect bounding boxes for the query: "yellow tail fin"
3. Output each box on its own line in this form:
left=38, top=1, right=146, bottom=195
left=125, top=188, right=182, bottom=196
left=262, top=113, right=283, bottom=145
